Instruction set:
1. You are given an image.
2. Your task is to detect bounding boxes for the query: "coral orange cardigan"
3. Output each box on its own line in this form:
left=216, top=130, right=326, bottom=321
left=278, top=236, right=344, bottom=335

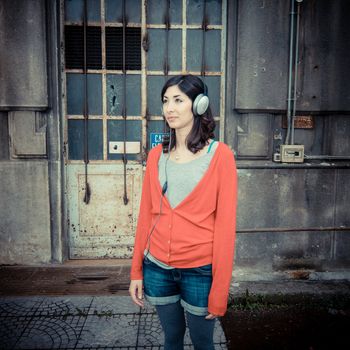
left=131, top=142, right=237, bottom=316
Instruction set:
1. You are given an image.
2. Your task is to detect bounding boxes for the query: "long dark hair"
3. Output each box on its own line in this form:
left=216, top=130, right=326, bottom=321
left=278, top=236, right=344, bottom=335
left=161, top=75, right=215, bottom=154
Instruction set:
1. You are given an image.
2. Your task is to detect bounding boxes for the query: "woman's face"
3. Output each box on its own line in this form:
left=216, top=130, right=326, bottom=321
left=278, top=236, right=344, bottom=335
left=162, top=85, right=194, bottom=132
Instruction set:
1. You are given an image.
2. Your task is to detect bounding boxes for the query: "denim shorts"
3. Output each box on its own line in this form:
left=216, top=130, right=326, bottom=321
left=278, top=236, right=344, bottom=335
left=143, top=256, right=212, bottom=316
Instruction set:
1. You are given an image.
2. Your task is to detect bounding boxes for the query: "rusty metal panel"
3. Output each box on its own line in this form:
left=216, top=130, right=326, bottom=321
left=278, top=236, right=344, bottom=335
left=282, top=116, right=314, bottom=129
left=235, top=0, right=290, bottom=111
left=297, top=0, right=350, bottom=112
left=236, top=114, right=271, bottom=158
left=67, top=164, right=143, bottom=258
left=0, top=0, right=48, bottom=109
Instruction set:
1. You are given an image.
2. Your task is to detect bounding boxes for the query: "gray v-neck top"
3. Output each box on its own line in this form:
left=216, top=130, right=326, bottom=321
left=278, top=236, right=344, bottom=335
left=158, top=142, right=217, bottom=209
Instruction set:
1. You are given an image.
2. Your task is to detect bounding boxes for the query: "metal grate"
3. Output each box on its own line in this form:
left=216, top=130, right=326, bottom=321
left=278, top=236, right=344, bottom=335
left=65, top=25, right=102, bottom=69
left=106, top=27, right=141, bottom=70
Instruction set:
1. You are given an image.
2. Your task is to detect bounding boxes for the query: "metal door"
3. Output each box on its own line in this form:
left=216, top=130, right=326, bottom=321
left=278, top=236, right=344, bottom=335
left=61, top=0, right=227, bottom=258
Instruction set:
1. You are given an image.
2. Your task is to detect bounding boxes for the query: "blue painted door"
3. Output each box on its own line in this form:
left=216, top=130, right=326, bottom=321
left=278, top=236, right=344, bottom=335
left=63, top=0, right=226, bottom=258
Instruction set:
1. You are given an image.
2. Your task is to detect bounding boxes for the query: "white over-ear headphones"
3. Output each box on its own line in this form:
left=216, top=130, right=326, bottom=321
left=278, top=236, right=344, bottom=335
left=192, top=82, right=209, bottom=117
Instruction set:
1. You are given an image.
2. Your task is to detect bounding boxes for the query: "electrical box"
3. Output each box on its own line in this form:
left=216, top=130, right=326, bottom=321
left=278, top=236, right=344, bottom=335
left=280, top=145, right=304, bottom=163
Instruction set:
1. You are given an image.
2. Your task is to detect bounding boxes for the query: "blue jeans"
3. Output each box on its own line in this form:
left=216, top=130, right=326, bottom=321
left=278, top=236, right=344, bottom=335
left=143, top=255, right=212, bottom=316
left=143, top=257, right=215, bottom=350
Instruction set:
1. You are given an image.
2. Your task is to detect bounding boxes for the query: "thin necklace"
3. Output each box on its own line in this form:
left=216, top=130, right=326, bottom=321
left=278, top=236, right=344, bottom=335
left=175, top=148, right=180, bottom=160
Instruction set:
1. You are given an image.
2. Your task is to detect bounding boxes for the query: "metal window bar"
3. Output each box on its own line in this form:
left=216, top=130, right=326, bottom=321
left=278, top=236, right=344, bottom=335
left=162, top=0, right=171, bottom=140
left=122, top=0, right=129, bottom=205
left=83, top=0, right=91, bottom=204
left=201, top=0, right=208, bottom=77
left=164, top=0, right=170, bottom=76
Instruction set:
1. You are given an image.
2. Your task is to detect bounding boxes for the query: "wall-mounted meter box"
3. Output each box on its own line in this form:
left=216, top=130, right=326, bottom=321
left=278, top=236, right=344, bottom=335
left=280, top=145, right=304, bottom=163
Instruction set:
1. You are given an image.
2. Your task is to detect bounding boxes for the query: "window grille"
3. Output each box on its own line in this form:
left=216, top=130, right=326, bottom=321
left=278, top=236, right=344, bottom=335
left=65, top=25, right=102, bottom=69
left=65, top=25, right=141, bottom=71
left=106, top=27, right=141, bottom=70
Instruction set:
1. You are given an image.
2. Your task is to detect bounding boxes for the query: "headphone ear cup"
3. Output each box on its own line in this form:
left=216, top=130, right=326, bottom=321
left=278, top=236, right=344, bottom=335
left=193, top=94, right=210, bottom=116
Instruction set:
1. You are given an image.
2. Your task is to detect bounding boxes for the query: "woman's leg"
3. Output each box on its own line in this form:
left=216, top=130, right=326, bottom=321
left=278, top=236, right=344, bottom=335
left=156, top=301, right=186, bottom=350
left=186, top=311, right=216, bottom=350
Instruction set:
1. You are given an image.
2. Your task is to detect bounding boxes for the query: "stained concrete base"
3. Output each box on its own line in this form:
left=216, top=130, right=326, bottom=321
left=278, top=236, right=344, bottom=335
left=0, top=296, right=227, bottom=349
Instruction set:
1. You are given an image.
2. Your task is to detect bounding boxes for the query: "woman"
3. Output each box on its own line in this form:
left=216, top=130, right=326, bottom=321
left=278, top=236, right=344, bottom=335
left=129, top=75, right=237, bottom=350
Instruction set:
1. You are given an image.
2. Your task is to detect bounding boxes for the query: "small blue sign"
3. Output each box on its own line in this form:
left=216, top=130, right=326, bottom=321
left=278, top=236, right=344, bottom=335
left=150, top=132, right=168, bottom=149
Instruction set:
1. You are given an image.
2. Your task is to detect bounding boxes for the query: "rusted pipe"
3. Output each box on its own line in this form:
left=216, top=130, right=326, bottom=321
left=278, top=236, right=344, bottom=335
left=237, top=226, right=350, bottom=233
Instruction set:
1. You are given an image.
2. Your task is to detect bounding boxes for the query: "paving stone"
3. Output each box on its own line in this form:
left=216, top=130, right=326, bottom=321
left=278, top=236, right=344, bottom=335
left=0, top=296, right=227, bottom=349
left=141, top=299, right=157, bottom=314
left=137, top=313, right=163, bottom=347
left=0, top=316, right=32, bottom=349
left=136, top=312, right=227, bottom=348
left=14, top=315, right=85, bottom=349
left=213, top=320, right=228, bottom=345
left=32, top=296, right=93, bottom=317
left=90, top=296, right=140, bottom=315
left=0, top=297, right=44, bottom=317
left=76, top=314, right=139, bottom=348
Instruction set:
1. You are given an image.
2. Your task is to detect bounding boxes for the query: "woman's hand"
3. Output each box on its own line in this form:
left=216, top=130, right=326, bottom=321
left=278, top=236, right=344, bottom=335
left=129, top=279, right=144, bottom=307
left=205, top=313, right=218, bottom=320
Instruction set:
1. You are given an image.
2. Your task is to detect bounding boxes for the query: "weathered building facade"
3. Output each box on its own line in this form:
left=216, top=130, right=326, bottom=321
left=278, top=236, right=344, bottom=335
left=0, top=0, right=349, bottom=282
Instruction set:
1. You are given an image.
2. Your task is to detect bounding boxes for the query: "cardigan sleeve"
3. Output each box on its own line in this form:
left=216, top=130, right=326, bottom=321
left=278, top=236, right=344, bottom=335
left=130, top=152, right=154, bottom=280
left=208, top=147, right=238, bottom=316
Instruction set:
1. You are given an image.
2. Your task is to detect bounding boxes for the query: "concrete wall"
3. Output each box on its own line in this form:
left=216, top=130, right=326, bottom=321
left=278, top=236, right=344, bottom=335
left=0, top=0, right=59, bottom=265
left=226, top=0, right=350, bottom=280
left=0, top=161, right=51, bottom=264
left=0, top=0, right=48, bottom=109
left=0, top=0, right=349, bottom=281
left=234, top=168, right=350, bottom=278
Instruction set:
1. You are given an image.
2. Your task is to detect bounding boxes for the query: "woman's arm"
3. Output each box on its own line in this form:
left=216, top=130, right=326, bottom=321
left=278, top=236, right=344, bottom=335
left=208, top=146, right=238, bottom=316
left=130, top=153, right=154, bottom=280
left=129, top=279, right=144, bottom=307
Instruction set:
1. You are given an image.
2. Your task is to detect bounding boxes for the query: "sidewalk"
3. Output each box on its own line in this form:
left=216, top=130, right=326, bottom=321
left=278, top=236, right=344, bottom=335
left=0, top=295, right=227, bottom=349
left=1, top=262, right=349, bottom=350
